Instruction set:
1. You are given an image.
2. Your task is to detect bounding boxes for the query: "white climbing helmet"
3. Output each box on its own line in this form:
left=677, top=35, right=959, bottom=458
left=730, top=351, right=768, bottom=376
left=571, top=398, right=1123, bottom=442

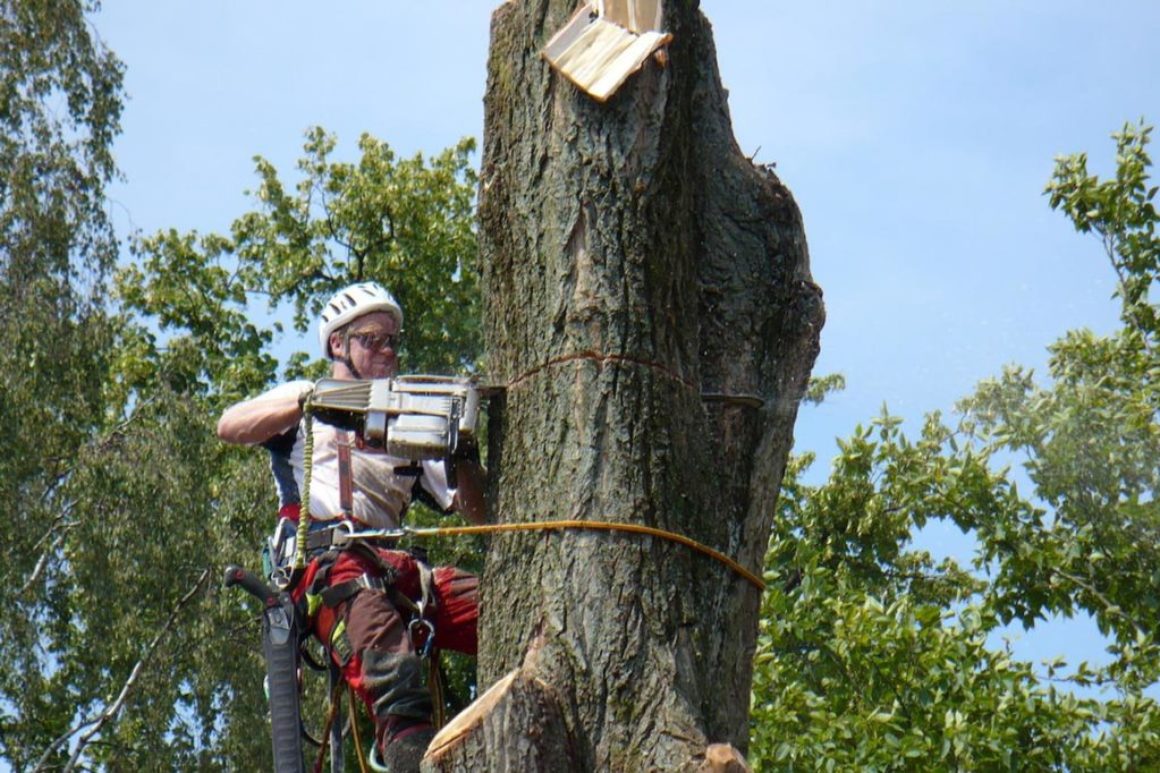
left=318, top=281, right=404, bottom=357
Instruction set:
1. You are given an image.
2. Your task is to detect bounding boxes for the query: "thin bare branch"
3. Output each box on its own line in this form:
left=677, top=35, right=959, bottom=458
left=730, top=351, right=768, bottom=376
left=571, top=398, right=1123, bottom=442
left=18, top=526, right=75, bottom=595
left=29, top=513, right=66, bottom=552
left=32, top=568, right=211, bottom=773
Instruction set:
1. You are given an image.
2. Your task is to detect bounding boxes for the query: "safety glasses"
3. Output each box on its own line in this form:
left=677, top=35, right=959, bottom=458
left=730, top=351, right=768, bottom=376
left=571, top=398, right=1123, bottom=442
left=348, top=330, right=401, bottom=353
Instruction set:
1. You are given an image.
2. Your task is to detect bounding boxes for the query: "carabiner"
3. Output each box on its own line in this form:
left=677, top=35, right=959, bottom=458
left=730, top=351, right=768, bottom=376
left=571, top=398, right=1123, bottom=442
left=408, top=617, right=436, bottom=658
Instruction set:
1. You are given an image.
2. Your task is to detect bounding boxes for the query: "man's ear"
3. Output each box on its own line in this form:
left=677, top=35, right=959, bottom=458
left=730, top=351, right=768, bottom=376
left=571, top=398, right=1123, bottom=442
left=328, top=331, right=345, bottom=360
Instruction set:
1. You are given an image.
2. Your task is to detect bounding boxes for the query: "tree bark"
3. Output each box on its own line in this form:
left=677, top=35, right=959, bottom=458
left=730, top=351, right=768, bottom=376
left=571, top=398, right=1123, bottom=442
left=456, top=1, right=823, bottom=769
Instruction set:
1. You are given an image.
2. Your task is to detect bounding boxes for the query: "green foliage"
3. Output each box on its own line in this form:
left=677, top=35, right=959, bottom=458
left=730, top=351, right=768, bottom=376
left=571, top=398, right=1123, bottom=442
left=752, top=415, right=1159, bottom=771
left=751, top=124, right=1160, bottom=769
left=119, top=126, right=481, bottom=412
left=0, top=0, right=123, bottom=288
left=1, top=5, right=483, bottom=764
left=114, top=228, right=280, bottom=409
left=32, top=392, right=275, bottom=770
left=961, top=335, right=1159, bottom=644
left=0, top=0, right=130, bottom=767
left=1046, top=121, right=1158, bottom=346
left=234, top=128, right=481, bottom=375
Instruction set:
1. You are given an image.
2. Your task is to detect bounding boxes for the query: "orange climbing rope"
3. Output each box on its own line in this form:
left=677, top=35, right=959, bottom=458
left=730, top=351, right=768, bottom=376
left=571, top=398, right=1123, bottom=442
left=382, top=519, right=765, bottom=591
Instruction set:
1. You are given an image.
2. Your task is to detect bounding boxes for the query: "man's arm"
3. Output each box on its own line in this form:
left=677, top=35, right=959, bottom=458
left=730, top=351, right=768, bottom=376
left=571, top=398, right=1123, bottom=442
left=217, top=382, right=311, bottom=445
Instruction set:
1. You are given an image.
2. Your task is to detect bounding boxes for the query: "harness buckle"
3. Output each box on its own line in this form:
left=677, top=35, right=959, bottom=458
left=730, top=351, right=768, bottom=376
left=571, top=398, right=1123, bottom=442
left=355, top=573, right=388, bottom=594
left=270, top=564, right=295, bottom=591
left=408, top=617, right=436, bottom=658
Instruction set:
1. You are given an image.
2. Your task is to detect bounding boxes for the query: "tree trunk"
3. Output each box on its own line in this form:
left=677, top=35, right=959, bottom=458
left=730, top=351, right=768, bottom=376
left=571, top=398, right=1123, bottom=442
left=439, top=1, right=822, bottom=769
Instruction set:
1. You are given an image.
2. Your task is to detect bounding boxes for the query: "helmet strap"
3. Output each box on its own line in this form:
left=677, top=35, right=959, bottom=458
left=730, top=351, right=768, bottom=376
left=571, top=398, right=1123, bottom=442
left=336, top=333, right=364, bottom=380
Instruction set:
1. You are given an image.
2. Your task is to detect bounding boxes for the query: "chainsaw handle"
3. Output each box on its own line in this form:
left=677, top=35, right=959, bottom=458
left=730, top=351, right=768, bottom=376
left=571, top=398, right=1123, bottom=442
left=223, top=564, right=277, bottom=605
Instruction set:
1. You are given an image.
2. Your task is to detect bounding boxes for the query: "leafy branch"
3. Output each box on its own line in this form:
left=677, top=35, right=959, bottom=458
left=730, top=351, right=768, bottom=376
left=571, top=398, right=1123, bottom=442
left=32, top=568, right=211, bottom=773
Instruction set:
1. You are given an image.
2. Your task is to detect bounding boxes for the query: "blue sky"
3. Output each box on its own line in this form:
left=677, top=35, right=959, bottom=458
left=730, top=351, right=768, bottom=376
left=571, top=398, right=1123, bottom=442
left=97, top=1, right=1158, bottom=688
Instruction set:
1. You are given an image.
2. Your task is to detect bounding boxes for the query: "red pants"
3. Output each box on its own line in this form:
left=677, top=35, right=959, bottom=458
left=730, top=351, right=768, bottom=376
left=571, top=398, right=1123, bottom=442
left=298, top=547, right=478, bottom=750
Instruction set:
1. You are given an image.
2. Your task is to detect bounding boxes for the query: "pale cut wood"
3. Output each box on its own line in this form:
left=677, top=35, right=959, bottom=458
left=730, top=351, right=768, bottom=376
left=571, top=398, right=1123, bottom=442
left=600, top=0, right=663, bottom=33
left=586, top=31, right=669, bottom=100
left=542, top=3, right=598, bottom=61
left=542, top=3, right=671, bottom=102
left=422, top=668, right=578, bottom=772
left=700, top=743, right=751, bottom=773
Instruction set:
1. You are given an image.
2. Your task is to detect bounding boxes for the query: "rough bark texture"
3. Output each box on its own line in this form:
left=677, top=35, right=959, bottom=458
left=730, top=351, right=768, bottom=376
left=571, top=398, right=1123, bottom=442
left=466, top=1, right=823, bottom=769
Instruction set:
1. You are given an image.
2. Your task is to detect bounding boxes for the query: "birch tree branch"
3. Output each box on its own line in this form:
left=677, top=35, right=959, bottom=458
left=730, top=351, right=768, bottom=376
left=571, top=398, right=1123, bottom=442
left=32, top=567, right=211, bottom=773
left=17, top=526, right=74, bottom=596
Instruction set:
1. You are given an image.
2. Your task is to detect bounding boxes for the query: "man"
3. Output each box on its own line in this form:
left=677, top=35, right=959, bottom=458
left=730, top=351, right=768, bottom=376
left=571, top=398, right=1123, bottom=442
left=217, top=281, right=485, bottom=771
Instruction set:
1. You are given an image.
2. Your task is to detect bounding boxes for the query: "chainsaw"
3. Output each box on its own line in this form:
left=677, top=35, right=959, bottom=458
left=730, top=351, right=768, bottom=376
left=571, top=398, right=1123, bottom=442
left=307, top=375, right=481, bottom=462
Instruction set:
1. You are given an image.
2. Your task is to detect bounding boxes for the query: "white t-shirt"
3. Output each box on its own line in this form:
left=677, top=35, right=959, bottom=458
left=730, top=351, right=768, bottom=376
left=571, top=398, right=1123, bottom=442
left=261, top=380, right=455, bottom=529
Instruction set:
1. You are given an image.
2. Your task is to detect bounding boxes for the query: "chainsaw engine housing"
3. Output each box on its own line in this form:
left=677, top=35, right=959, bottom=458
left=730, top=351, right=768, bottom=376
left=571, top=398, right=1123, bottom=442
left=308, top=376, right=479, bottom=460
